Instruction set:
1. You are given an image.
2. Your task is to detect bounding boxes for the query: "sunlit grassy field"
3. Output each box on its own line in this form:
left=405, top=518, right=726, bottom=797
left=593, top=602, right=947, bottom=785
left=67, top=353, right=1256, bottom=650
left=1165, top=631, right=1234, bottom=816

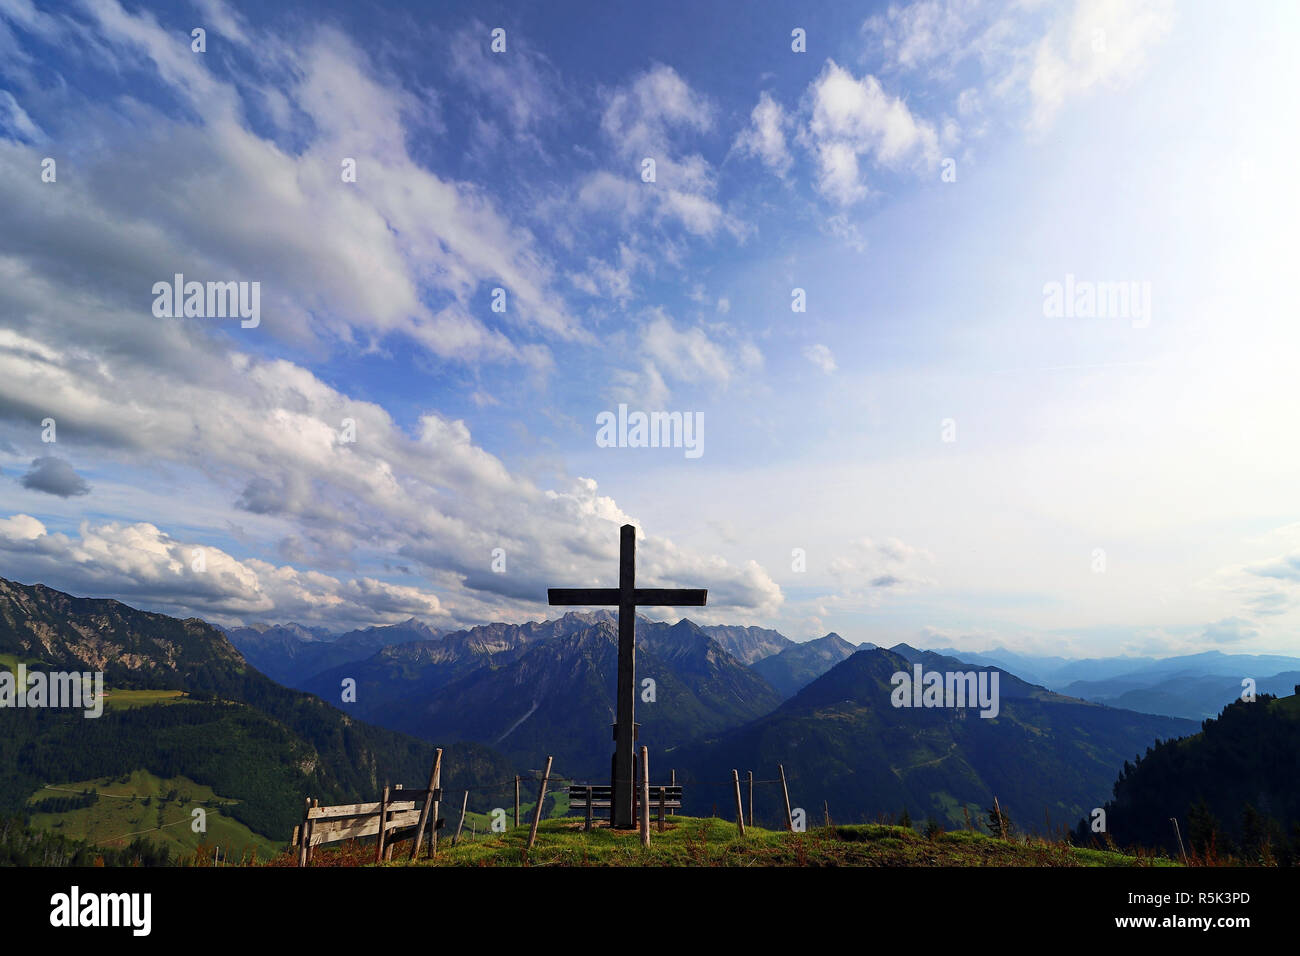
left=26, top=769, right=278, bottom=862
left=0, top=654, right=188, bottom=711
left=101, top=689, right=189, bottom=710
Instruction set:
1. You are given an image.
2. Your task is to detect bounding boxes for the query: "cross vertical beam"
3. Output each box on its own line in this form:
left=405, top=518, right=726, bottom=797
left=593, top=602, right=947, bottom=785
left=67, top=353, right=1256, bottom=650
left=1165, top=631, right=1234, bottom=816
left=614, top=524, right=637, bottom=828
left=547, top=523, right=707, bottom=829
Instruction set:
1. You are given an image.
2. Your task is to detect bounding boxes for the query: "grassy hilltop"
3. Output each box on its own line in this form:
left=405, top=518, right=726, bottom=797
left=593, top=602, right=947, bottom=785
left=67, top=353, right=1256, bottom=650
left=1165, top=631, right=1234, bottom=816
left=268, top=816, right=1176, bottom=868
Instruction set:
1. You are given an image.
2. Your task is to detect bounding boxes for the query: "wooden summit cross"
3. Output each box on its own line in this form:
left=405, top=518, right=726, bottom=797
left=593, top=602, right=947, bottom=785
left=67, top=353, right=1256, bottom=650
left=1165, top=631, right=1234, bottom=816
left=548, top=524, right=706, bottom=829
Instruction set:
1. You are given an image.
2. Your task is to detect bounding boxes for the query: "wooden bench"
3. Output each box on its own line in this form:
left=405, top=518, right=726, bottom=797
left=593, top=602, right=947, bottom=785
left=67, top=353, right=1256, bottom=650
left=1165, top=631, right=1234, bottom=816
left=568, top=784, right=682, bottom=829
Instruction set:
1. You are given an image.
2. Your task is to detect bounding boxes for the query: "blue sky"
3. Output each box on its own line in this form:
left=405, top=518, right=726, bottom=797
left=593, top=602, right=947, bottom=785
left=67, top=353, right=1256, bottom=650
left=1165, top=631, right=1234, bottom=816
left=1, top=0, right=1298, bottom=658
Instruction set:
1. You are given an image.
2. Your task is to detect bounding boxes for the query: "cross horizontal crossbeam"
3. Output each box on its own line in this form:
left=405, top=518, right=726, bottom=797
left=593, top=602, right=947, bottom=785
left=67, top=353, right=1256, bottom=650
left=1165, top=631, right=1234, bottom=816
left=547, top=588, right=708, bottom=607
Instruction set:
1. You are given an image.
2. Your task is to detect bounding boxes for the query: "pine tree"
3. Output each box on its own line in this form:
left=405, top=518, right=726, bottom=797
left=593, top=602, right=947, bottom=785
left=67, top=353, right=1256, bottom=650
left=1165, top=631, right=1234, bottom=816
left=1188, top=797, right=1220, bottom=857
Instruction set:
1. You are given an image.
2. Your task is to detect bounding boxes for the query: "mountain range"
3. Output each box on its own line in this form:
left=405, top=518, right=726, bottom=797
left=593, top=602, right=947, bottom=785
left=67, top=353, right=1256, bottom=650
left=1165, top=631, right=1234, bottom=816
left=697, top=625, right=793, bottom=664
left=315, top=615, right=784, bottom=777
left=222, top=607, right=1217, bottom=830
left=751, top=632, right=864, bottom=697
left=936, top=646, right=1300, bottom=720
left=7, top=574, right=1297, bottom=858
left=228, top=616, right=1300, bottom=726
left=217, top=618, right=440, bottom=688
left=670, top=646, right=1196, bottom=831
left=0, top=578, right=510, bottom=840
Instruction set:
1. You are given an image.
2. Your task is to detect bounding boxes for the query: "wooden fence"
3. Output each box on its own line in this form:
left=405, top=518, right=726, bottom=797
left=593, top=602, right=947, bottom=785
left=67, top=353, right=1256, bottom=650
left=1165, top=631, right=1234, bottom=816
left=289, top=749, right=801, bottom=862
left=292, top=750, right=444, bottom=866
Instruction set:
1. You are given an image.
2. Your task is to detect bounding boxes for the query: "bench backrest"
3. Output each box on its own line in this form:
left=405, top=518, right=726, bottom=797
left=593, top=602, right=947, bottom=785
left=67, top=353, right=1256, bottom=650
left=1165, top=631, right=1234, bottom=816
left=567, top=785, right=682, bottom=810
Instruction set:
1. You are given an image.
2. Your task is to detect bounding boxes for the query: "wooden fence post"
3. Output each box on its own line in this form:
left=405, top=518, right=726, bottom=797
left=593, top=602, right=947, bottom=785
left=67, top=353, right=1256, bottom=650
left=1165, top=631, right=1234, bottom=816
left=823, top=801, right=831, bottom=830
left=1171, top=817, right=1188, bottom=864
left=732, top=770, right=746, bottom=838
left=779, top=764, right=793, bottom=833
left=514, top=775, right=520, bottom=829
left=748, top=770, right=754, bottom=828
left=305, top=798, right=318, bottom=864
left=375, top=785, right=390, bottom=863
left=657, top=787, right=666, bottom=833
left=585, top=790, right=593, bottom=832
left=639, top=746, right=651, bottom=848
left=410, top=749, right=442, bottom=861
left=429, top=758, right=442, bottom=858
left=526, top=757, right=553, bottom=851
left=382, top=790, right=397, bottom=863
left=669, top=769, right=676, bottom=816
left=453, top=790, right=468, bottom=846
left=291, top=801, right=305, bottom=874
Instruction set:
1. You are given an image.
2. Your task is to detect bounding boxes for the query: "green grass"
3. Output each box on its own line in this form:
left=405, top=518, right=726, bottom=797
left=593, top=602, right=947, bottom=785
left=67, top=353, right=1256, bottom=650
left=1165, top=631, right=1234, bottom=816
left=0, top=652, right=46, bottom=671
left=101, top=689, right=189, bottom=711
left=454, top=788, right=571, bottom=836
left=334, top=815, right=1179, bottom=867
left=0, top=655, right=188, bottom=711
left=26, top=769, right=278, bottom=862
